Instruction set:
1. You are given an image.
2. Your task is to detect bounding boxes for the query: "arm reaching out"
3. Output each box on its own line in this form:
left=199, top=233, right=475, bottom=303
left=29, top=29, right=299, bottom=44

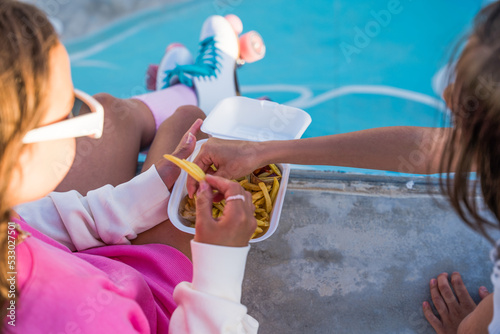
left=188, top=126, right=449, bottom=196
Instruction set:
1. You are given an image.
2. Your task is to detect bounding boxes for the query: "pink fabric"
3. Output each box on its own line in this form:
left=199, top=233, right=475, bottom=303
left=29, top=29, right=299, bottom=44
left=133, top=85, right=197, bottom=130
left=7, top=217, right=192, bottom=333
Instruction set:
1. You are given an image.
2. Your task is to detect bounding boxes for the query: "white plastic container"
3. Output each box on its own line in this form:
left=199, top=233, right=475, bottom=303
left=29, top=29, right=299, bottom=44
left=168, top=96, right=311, bottom=242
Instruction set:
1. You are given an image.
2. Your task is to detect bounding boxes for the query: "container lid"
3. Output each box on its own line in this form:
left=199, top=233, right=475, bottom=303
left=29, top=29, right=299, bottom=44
left=201, top=97, right=312, bottom=141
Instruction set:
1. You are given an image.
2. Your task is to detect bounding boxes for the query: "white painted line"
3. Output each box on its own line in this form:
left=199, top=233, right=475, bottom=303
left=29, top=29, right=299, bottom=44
left=242, top=84, right=447, bottom=112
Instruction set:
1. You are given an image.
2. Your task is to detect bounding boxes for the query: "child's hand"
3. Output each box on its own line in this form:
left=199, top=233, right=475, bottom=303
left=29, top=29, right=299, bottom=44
left=186, top=138, right=262, bottom=198
left=194, top=175, right=256, bottom=247
left=423, top=272, right=491, bottom=334
left=155, top=119, right=202, bottom=191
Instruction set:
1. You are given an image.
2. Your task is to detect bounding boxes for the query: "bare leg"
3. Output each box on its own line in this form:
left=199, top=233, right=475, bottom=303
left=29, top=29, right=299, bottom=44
left=141, top=105, right=208, bottom=172
left=56, top=91, right=206, bottom=259
left=133, top=105, right=208, bottom=260
left=56, top=93, right=156, bottom=194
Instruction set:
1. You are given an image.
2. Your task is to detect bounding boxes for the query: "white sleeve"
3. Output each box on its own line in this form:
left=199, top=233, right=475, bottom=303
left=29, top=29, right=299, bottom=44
left=169, top=240, right=259, bottom=334
left=489, top=255, right=500, bottom=333
left=13, top=166, right=170, bottom=251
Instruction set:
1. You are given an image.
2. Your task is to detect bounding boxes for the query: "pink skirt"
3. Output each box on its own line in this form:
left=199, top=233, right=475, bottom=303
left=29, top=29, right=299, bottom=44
left=14, top=217, right=193, bottom=333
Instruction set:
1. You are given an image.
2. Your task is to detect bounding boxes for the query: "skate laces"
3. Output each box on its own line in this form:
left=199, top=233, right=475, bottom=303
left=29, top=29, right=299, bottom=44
left=163, top=36, right=221, bottom=88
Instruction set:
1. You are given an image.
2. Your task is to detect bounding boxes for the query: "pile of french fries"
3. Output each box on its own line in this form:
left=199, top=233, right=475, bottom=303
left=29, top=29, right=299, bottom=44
left=179, top=164, right=282, bottom=239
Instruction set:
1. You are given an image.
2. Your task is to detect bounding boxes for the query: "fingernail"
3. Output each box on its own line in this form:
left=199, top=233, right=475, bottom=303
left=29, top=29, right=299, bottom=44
left=480, top=286, right=487, bottom=291
left=423, top=301, right=428, bottom=308
left=186, top=133, right=195, bottom=145
left=430, top=279, right=436, bottom=286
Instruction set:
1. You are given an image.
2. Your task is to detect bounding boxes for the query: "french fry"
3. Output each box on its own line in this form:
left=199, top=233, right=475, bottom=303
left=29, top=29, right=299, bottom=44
left=179, top=164, right=282, bottom=239
left=252, top=191, right=263, bottom=199
left=163, top=154, right=205, bottom=182
left=252, top=191, right=264, bottom=202
left=256, top=219, right=270, bottom=227
left=242, top=182, right=262, bottom=191
left=270, top=177, right=280, bottom=204
left=269, top=164, right=282, bottom=176
left=260, top=211, right=269, bottom=220
left=258, top=182, right=273, bottom=213
left=212, top=208, right=219, bottom=218
left=213, top=203, right=225, bottom=212
left=254, top=197, right=266, bottom=207
left=259, top=176, right=281, bottom=183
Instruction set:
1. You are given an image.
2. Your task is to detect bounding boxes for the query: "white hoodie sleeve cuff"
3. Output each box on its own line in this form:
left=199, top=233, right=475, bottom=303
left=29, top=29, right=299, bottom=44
left=190, top=240, right=250, bottom=303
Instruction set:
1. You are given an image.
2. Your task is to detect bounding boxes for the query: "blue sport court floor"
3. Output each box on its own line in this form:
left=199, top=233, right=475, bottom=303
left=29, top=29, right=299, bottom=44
left=65, top=0, right=486, bottom=173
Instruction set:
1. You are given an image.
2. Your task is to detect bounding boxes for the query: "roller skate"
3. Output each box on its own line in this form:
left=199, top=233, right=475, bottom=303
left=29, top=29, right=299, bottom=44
left=146, top=14, right=266, bottom=114
left=146, top=43, right=194, bottom=91
left=224, top=14, right=266, bottom=66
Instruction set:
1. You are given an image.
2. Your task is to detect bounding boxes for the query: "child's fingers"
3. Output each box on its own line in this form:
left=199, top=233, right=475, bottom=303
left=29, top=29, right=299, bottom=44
left=437, top=273, right=458, bottom=309
left=187, top=151, right=212, bottom=199
left=169, top=119, right=203, bottom=162
left=172, top=133, right=197, bottom=161
left=479, top=286, right=490, bottom=300
left=195, top=181, right=215, bottom=228
left=241, top=191, right=255, bottom=214
left=429, top=278, right=448, bottom=316
left=450, top=272, right=475, bottom=308
left=204, top=174, right=241, bottom=196
left=175, top=119, right=202, bottom=151
left=187, top=118, right=203, bottom=137
left=187, top=178, right=199, bottom=199
left=422, top=301, right=444, bottom=333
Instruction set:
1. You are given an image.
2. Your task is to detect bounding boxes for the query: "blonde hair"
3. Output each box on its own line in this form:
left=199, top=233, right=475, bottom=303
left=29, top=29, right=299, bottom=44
left=0, top=0, right=58, bottom=327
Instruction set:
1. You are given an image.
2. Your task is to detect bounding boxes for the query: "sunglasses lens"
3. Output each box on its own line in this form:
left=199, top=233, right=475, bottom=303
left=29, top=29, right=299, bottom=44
left=70, top=96, right=91, bottom=117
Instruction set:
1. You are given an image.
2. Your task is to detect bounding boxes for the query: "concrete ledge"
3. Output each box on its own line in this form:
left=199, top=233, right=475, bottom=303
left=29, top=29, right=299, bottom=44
left=243, top=171, right=494, bottom=334
left=289, top=170, right=441, bottom=196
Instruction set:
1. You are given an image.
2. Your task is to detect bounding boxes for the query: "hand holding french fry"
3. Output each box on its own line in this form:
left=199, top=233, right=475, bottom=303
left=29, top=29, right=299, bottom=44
left=187, top=137, right=262, bottom=198
left=155, top=119, right=202, bottom=191
left=194, top=175, right=257, bottom=247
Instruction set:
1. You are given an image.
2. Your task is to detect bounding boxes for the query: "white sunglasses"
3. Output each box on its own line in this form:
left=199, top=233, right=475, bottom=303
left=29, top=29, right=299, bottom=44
left=22, top=89, right=104, bottom=144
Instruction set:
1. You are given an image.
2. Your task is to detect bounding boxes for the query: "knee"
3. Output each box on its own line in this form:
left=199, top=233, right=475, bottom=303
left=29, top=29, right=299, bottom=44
left=93, top=93, right=135, bottom=124
left=174, top=105, right=206, bottom=121
left=93, top=93, right=118, bottom=111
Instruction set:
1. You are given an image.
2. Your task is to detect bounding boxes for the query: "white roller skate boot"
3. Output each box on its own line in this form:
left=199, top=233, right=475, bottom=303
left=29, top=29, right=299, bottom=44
left=156, top=43, right=194, bottom=90
left=193, top=15, right=239, bottom=114
left=162, top=15, right=240, bottom=114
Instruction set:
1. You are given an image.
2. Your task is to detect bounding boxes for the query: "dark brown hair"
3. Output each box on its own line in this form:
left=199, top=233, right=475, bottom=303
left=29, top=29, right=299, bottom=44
left=441, top=1, right=500, bottom=244
left=0, top=0, right=57, bottom=328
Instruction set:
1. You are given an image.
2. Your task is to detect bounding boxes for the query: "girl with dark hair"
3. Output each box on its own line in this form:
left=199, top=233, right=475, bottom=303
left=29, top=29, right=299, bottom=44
left=190, top=2, right=500, bottom=332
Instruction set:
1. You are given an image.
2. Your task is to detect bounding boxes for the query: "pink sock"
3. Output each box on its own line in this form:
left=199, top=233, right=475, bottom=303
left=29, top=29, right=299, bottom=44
left=132, top=84, right=197, bottom=130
